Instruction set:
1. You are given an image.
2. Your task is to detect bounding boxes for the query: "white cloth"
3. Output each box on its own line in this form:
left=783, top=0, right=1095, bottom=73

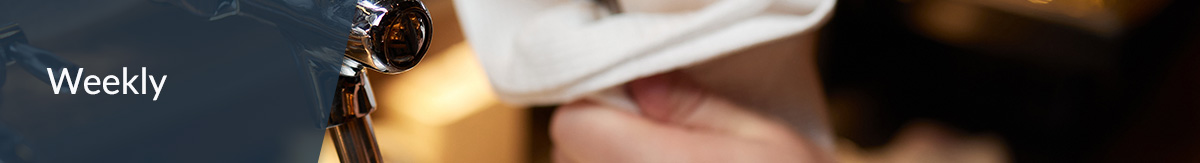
left=454, top=0, right=836, bottom=105
left=456, top=0, right=838, bottom=149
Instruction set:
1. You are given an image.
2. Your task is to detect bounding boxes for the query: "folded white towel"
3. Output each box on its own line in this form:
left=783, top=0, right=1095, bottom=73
left=455, top=0, right=835, bottom=105
left=456, top=0, right=837, bottom=150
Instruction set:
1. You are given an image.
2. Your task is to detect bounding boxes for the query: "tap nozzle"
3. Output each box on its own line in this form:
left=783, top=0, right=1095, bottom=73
left=328, top=0, right=432, bottom=162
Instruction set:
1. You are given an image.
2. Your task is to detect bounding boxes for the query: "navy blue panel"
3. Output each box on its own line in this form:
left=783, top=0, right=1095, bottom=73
left=0, top=0, right=351, bottom=162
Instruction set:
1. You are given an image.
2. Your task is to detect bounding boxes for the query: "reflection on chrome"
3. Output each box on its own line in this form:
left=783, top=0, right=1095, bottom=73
left=345, top=0, right=432, bottom=74
left=159, top=0, right=432, bottom=162
left=331, top=0, right=432, bottom=163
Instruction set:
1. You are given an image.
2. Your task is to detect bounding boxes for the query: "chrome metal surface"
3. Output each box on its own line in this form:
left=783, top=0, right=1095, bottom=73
left=345, top=0, right=433, bottom=74
left=328, top=0, right=432, bottom=162
left=330, top=116, right=382, bottom=163
left=326, top=66, right=382, bottom=163
left=327, top=69, right=382, bottom=163
left=327, top=64, right=384, bottom=163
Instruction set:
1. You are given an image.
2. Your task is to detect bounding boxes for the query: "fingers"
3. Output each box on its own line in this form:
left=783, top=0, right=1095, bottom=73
left=625, top=71, right=706, bottom=124
left=554, top=100, right=766, bottom=163
left=551, top=72, right=828, bottom=163
left=552, top=100, right=687, bottom=163
left=626, top=72, right=795, bottom=141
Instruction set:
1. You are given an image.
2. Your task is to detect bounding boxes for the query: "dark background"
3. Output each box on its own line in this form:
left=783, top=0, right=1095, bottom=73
left=819, top=0, right=1200, bottom=162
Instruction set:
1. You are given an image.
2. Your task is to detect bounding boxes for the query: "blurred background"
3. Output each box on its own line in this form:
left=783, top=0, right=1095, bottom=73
left=321, top=0, right=1200, bottom=162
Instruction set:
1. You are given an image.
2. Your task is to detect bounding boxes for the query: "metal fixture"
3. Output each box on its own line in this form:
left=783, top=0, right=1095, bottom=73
left=159, top=0, right=432, bottom=161
left=327, top=0, right=432, bottom=162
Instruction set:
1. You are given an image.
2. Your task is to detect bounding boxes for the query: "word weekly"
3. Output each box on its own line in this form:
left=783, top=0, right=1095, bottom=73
left=46, top=67, right=167, bottom=101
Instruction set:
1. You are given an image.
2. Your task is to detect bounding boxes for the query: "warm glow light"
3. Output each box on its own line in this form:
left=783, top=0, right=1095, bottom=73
left=1029, top=0, right=1051, bottom=4
left=316, top=41, right=523, bottom=163
left=385, top=42, right=499, bottom=126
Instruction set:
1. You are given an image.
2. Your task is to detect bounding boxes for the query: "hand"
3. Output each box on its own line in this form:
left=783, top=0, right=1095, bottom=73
left=551, top=72, right=831, bottom=163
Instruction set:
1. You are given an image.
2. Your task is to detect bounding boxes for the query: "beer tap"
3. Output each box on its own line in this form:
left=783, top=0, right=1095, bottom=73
left=328, top=0, right=431, bottom=162
left=159, top=0, right=431, bottom=161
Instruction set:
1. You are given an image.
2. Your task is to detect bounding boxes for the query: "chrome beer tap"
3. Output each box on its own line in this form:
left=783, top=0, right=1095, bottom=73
left=159, top=0, right=431, bottom=161
left=329, top=0, right=431, bottom=162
